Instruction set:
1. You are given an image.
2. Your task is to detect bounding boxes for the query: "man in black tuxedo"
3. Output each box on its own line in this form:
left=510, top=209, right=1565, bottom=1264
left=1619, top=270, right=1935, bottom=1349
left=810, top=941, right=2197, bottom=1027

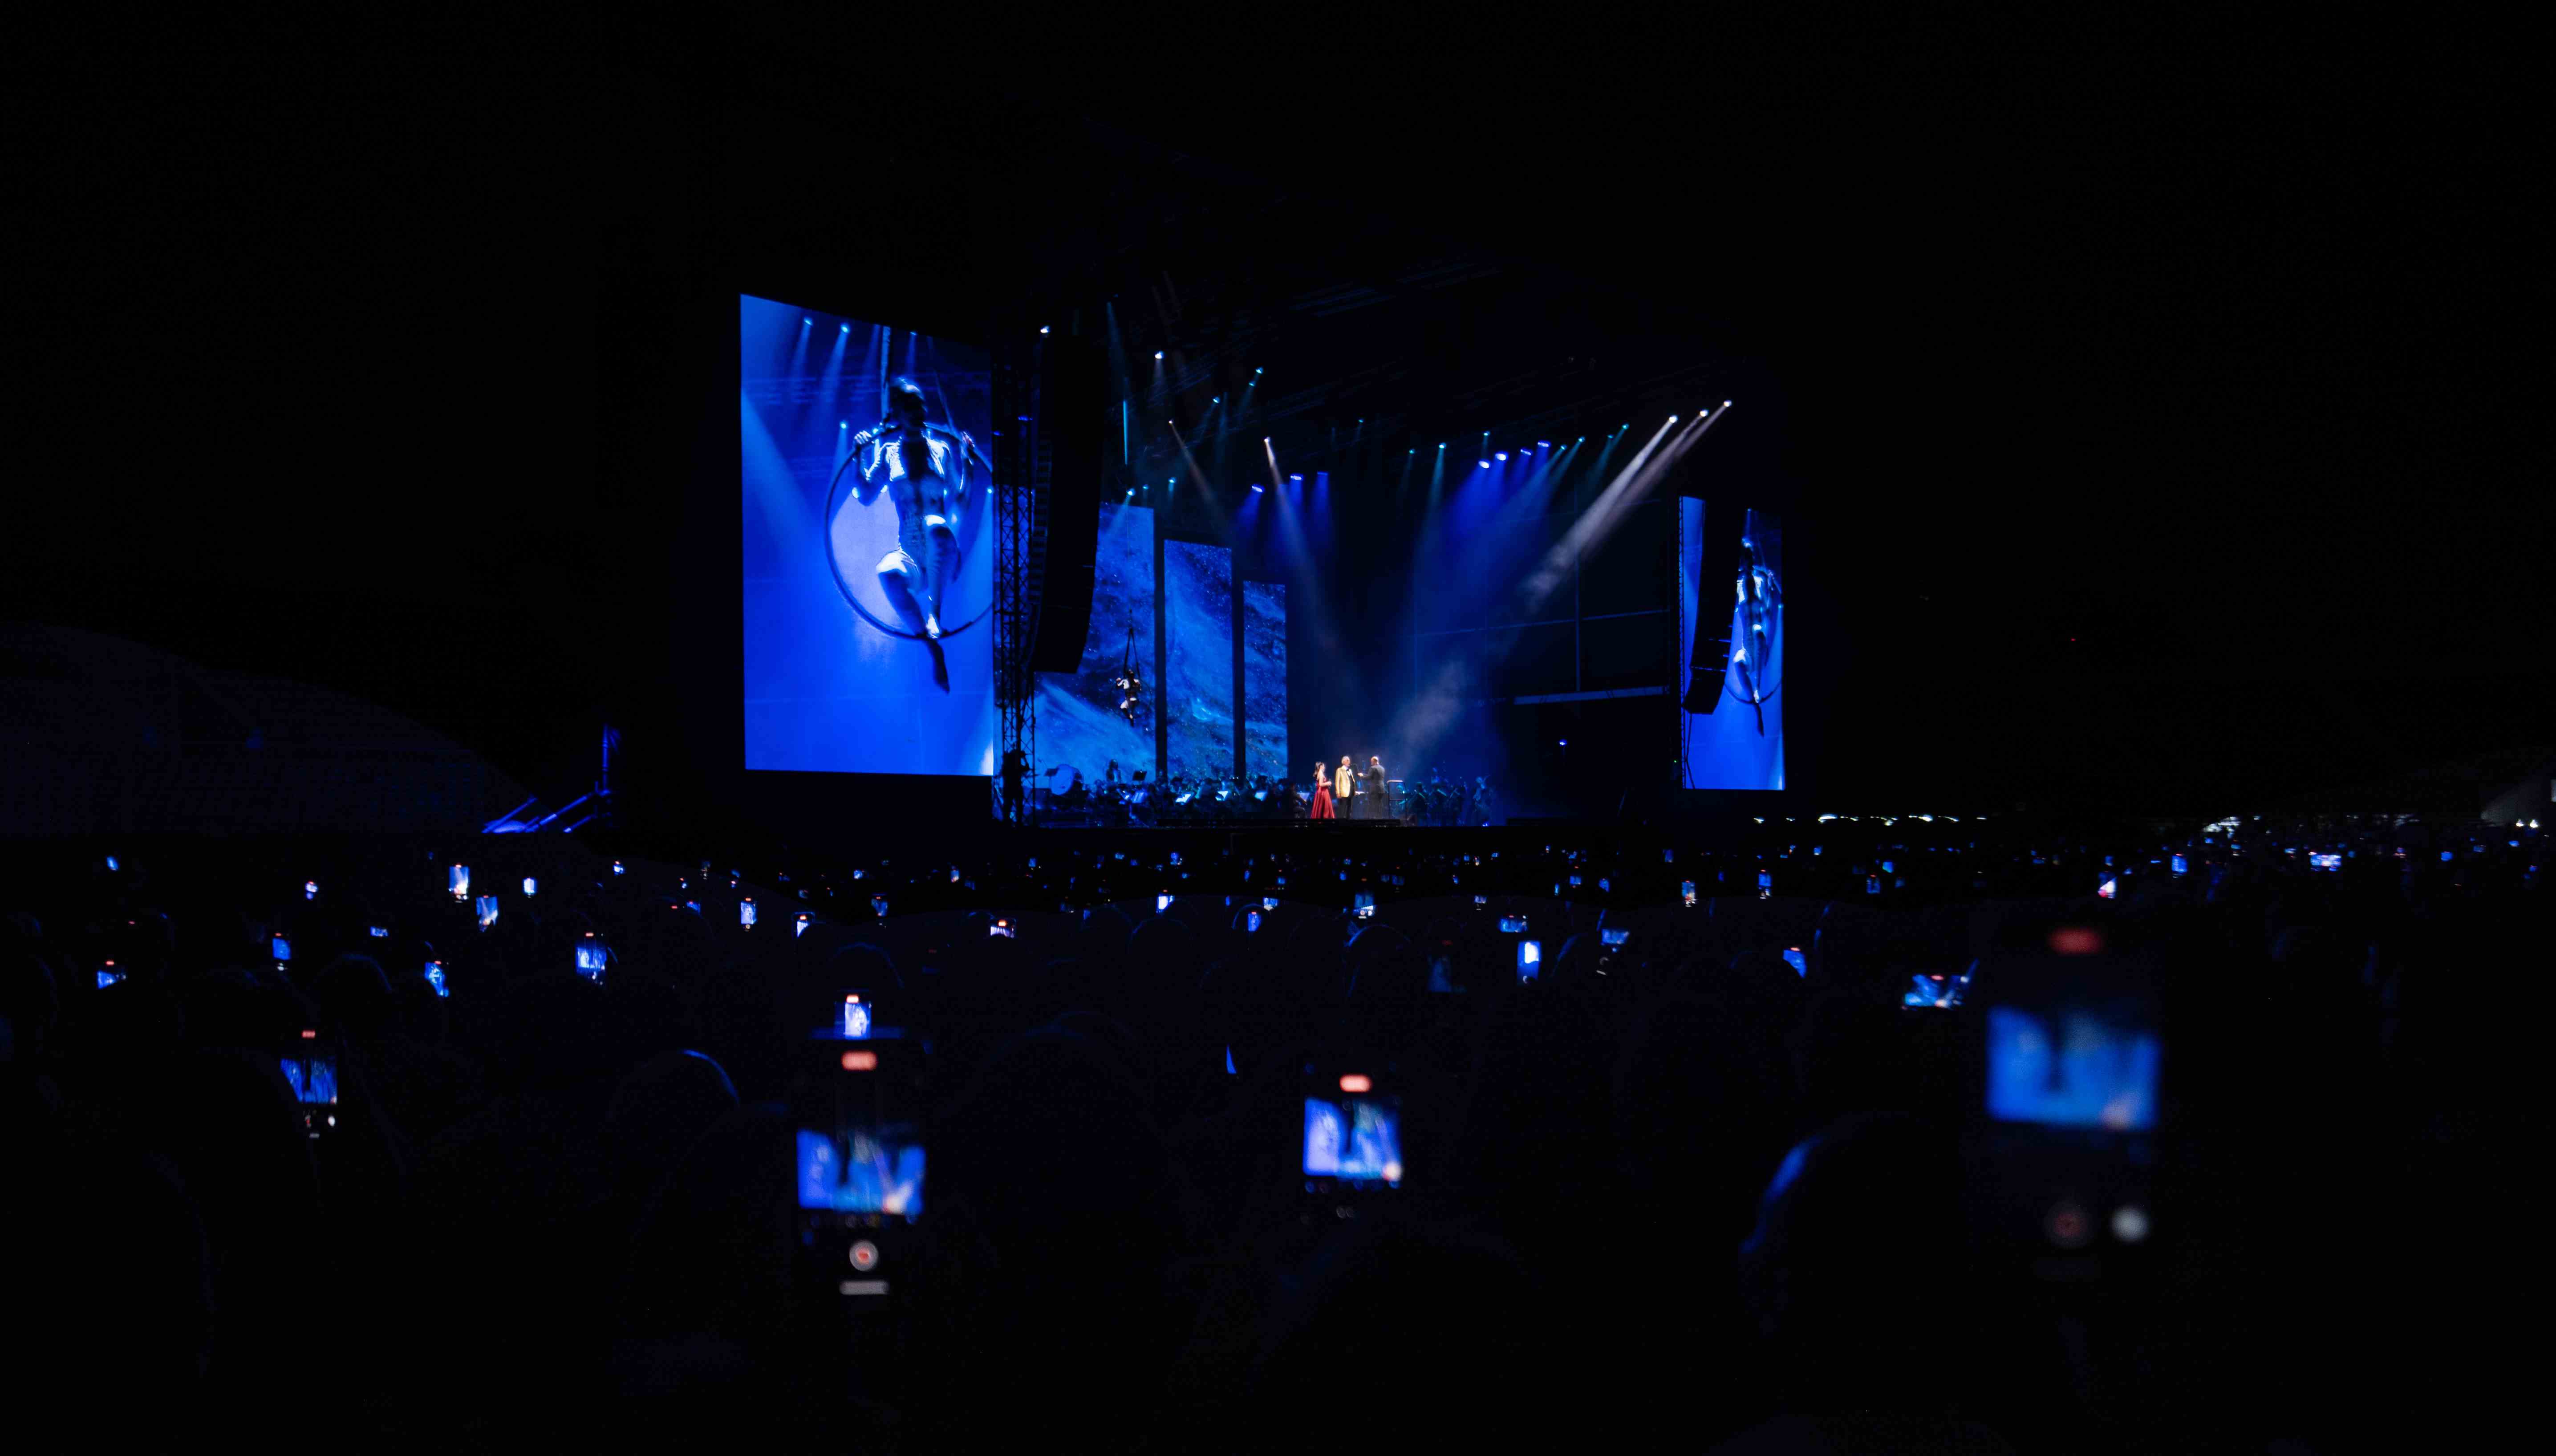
left=1364, top=756, right=1388, bottom=821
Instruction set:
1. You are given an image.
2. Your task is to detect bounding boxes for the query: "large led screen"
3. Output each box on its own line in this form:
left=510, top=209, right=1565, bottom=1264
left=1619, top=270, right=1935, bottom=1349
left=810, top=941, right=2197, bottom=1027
left=1164, top=539, right=1234, bottom=780
left=1677, top=499, right=1785, bottom=790
left=741, top=295, right=995, bottom=776
left=1031, top=502, right=1156, bottom=783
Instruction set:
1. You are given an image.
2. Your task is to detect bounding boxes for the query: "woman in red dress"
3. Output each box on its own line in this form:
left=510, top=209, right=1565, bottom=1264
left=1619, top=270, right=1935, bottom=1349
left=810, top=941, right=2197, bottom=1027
left=1307, top=761, right=1336, bottom=820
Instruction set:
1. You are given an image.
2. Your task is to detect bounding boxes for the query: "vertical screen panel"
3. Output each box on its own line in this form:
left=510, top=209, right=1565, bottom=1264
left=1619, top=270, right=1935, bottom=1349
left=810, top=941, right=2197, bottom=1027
left=1031, top=502, right=1154, bottom=783
left=1242, top=580, right=1288, bottom=783
left=1163, top=539, right=1234, bottom=780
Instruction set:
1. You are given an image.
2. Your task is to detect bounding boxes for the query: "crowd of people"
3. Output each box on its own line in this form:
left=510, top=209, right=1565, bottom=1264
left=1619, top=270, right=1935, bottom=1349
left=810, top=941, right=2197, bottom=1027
left=1, top=811, right=2538, bottom=1448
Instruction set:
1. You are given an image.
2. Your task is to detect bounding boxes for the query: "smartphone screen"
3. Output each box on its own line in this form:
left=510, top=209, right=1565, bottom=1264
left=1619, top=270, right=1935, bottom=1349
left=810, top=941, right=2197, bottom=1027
left=1354, top=892, right=1375, bottom=919
left=741, top=899, right=758, bottom=928
left=871, top=894, right=889, bottom=918
left=1157, top=893, right=1174, bottom=913
left=523, top=876, right=538, bottom=896
left=841, top=994, right=871, bottom=1039
left=425, top=961, right=448, bottom=998
left=988, top=917, right=1014, bottom=938
left=1263, top=896, right=1279, bottom=912
left=1517, top=940, right=1541, bottom=981
left=97, top=965, right=125, bottom=989
left=612, top=860, right=625, bottom=876
left=279, top=1056, right=339, bottom=1105
left=2309, top=853, right=2342, bottom=872
left=1984, top=1005, right=2159, bottom=1130
left=1904, top=973, right=1962, bottom=1008
left=797, top=913, right=812, bottom=938
left=1246, top=909, right=1263, bottom=933
left=449, top=865, right=470, bottom=899
left=1681, top=880, right=1696, bottom=907
left=575, top=936, right=607, bottom=981
left=304, top=880, right=318, bottom=901
left=272, top=934, right=292, bottom=962
left=368, top=925, right=389, bottom=938
left=2096, top=876, right=2117, bottom=900
left=795, top=1043, right=925, bottom=1218
left=1600, top=927, right=1630, bottom=948
left=1498, top=914, right=1527, bottom=934
left=1783, top=947, right=1806, bottom=976
left=476, top=895, right=499, bottom=928
left=2170, top=853, right=2187, bottom=876
left=1303, top=1075, right=1404, bottom=1187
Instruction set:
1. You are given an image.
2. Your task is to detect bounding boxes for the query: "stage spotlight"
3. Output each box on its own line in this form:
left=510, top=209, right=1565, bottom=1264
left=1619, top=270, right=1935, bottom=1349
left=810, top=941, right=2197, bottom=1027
left=1494, top=452, right=1507, bottom=461
left=1255, top=368, right=1263, bottom=374
left=1251, top=483, right=1264, bottom=492
left=841, top=323, right=851, bottom=333
left=1154, top=350, right=1164, bottom=360
left=801, top=317, right=812, bottom=327
left=1537, top=441, right=1549, bottom=447
left=1667, top=416, right=1679, bottom=424
left=1477, top=460, right=1489, bottom=469
left=1290, top=474, right=1302, bottom=482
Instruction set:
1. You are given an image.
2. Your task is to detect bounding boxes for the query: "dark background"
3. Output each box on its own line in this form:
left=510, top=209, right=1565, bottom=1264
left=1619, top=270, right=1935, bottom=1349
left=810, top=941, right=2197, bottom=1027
left=7, top=12, right=2547, bottom=824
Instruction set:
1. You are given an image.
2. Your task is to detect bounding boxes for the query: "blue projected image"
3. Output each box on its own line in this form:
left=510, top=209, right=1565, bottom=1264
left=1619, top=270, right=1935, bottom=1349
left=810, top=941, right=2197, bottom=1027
left=1242, top=579, right=1289, bottom=781
left=1032, top=503, right=1156, bottom=782
left=1164, top=539, right=1235, bottom=779
left=1302, top=1097, right=1404, bottom=1184
left=741, top=294, right=995, bottom=777
left=795, top=1129, right=925, bottom=1215
left=1985, top=1006, right=2160, bottom=1131
left=1676, top=498, right=1785, bottom=790
left=280, top=1057, right=339, bottom=1105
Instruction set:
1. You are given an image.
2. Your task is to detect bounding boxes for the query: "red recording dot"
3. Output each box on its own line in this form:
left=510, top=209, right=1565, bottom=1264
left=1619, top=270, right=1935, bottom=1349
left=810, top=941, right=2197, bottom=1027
left=848, top=1240, right=879, bottom=1271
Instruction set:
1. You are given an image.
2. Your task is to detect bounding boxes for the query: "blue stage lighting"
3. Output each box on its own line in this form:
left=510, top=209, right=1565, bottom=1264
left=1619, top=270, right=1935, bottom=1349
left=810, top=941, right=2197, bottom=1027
left=1478, top=460, right=1489, bottom=469
left=1255, top=368, right=1263, bottom=374
left=1039, top=325, right=1050, bottom=334
left=1668, top=415, right=1679, bottom=424
left=1251, top=483, right=1264, bottom=492
left=1537, top=441, right=1549, bottom=447
left=1494, top=452, right=1507, bottom=461
left=801, top=317, right=812, bottom=327
left=1154, top=350, right=1164, bottom=360
left=1290, top=474, right=1302, bottom=482
left=840, top=323, right=851, bottom=333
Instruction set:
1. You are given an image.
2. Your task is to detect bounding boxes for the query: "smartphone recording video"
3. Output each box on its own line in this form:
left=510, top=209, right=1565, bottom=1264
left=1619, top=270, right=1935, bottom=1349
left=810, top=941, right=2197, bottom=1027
left=475, top=895, right=499, bottom=929
left=1246, top=909, right=1263, bottom=933
left=871, top=894, right=890, bottom=918
left=575, top=935, right=607, bottom=982
left=1904, top=973, right=1965, bottom=1008
left=988, top=917, right=1015, bottom=938
left=1498, top=914, right=1527, bottom=934
left=1157, top=893, right=1174, bottom=913
left=1354, top=892, right=1375, bottom=919
left=1517, top=940, right=1541, bottom=981
left=2309, top=853, right=2342, bottom=872
left=841, top=994, right=872, bottom=1039
left=1600, top=927, right=1630, bottom=948
left=1302, top=1072, right=1404, bottom=1189
left=523, top=876, right=538, bottom=896
left=97, top=964, right=125, bottom=989
left=1682, top=880, right=1697, bottom=907
left=272, top=934, right=292, bottom=963
left=449, top=865, right=470, bottom=900
left=304, top=880, right=318, bottom=901
left=425, top=961, right=448, bottom=998
left=368, top=925, right=389, bottom=938
left=1783, top=946, right=1807, bottom=977
left=797, top=912, right=812, bottom=938
left=741, top=899, right=758, bottom=928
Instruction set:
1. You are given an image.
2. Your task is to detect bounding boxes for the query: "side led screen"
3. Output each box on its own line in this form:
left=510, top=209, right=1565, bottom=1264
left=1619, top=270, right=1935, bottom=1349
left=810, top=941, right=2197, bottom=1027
left=740, top=293, right=995, bottom=777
